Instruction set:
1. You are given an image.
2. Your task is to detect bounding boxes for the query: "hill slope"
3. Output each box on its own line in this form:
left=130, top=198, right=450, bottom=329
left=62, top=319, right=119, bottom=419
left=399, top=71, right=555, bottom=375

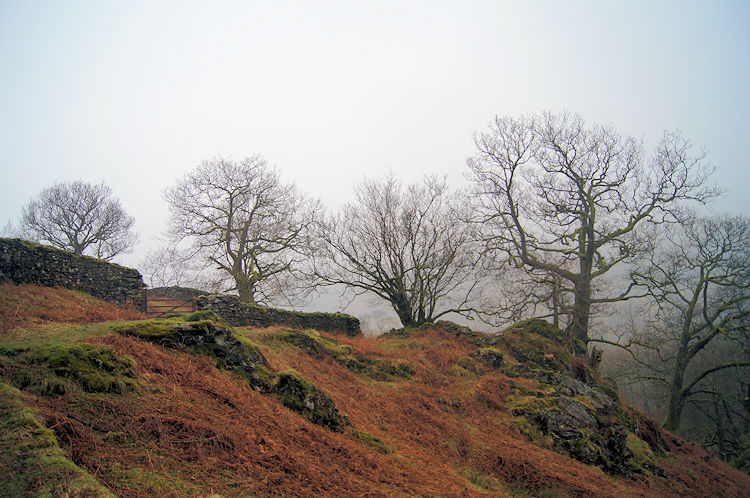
left=1, top=284, right=748, bottom=497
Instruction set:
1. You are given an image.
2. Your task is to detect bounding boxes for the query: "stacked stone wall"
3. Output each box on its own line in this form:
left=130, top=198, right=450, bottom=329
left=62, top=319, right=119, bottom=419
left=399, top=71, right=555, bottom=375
left=147, top=286, right=208, bottom=299
left=0, top=238, right=144, bottom=307
left=196, top=294, right=361, bottom=337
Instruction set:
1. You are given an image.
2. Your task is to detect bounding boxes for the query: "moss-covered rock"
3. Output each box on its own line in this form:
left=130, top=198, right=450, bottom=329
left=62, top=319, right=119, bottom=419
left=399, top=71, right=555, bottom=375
left=0, top=342, right=137, bottom=396
left=114, top=317, right=271, bottom=389
left=500, top=318, right=670, bottom=476
left=511, top=377, right=664, bottom=476
left=470, top=347, right=505, bottom=368
left=271, top=370, right=349, bottom=431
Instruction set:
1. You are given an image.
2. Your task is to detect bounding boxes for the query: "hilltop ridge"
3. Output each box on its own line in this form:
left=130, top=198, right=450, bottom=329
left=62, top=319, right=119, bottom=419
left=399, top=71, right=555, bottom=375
left=1, top=283, right=748, bottom=497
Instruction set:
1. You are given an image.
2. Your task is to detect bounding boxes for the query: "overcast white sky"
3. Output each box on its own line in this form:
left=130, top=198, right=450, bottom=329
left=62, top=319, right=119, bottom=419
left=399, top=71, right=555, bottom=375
left=1, top=1, right=749, bottom=325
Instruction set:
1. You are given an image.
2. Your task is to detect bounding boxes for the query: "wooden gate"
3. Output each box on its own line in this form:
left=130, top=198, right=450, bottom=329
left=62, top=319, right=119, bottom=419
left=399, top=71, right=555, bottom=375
left=145, top=296, right=196, bottom=317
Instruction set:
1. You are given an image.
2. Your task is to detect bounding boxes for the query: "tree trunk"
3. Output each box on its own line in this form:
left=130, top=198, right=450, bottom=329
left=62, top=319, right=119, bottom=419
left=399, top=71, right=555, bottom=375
left=664, top=359, right=687, bottom=432
left=569, top=278, right=592, bottom=348
left=392, top=293, right=417, bottom=328
left=713, top=397, right=726, bottom=459
left=234, top=273, right=255, bottom=304
left=551, top=278, right=560, bottom=329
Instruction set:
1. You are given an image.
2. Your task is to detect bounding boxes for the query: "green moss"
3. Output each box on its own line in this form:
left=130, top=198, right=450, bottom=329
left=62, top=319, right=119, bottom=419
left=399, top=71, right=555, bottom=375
left=274, top=329, right=353, bottom=356
left=351, top=429, right=393, bottom=454
left=559, top=430, right=605, bottom=466
left=0, top=342, right=138, bottom=396
left=515, top=416, right=554, bottom=448
left=112, top=317, right=187, bottom=339
left=270, top=369, right=349, bottom=431
left=185, top=309, right=222, bottom=322
left=509, top=318, right=562, bottom=342
left=104, top=462, right=199, bottom=495
left=626, top=432, right=656, bottom=470
left=0, top=381, right=114, bottom=497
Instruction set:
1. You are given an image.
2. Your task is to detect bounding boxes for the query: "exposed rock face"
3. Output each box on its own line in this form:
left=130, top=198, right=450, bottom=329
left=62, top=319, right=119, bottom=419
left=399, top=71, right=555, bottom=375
left=0, top=238, right=143, bottom=307
left=196, top=294, right=361, bottom=336
left=542, top=397, right=598, bottom=439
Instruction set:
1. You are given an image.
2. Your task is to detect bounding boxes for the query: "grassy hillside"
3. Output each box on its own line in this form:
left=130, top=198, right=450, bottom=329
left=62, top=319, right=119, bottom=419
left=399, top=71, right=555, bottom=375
left=1, top=283, right=748, bottom=497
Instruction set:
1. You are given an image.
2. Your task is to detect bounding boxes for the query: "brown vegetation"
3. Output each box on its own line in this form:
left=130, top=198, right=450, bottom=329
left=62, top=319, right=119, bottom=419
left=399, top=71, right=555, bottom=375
left=0, top=282, right=144, bottom=333
left=2, top=284, right=749, bottom=496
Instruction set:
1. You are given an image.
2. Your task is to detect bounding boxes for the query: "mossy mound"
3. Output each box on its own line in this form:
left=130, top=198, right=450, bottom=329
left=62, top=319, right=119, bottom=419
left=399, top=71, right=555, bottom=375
left=340, top=355, right=415, bottom=381
left=0, top=342, right=137, bottom=396
left=276, top=328, right=354, bottom=357
left=275, top=329, right=415, bottom=381
left=0, top=381, right=114, bottom=497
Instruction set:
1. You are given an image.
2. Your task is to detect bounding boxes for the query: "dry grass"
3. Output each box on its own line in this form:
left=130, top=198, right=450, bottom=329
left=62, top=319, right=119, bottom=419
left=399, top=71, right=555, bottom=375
left=0, top=282, right=144, bottom=333
left=3, top=285, right=750, bottom=496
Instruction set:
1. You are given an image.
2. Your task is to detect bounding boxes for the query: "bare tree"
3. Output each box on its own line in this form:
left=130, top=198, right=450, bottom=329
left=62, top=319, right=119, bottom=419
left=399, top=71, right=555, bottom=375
left=468, top=111, right=717, bottom=349
left=164, top=156, right=320, bottom=305
left=20, top=180, right=137, bottom=260
left=1, top=219, right=22, bottom=238
left=140, top=245, right=228, bottom=293
left=313, top=175, right=483, bottom=328
left=627, top=214, right=750, bottom=431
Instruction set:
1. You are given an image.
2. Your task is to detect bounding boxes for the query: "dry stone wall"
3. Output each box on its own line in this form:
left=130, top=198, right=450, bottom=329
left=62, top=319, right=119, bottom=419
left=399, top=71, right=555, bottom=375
left=196, top=294, right=361, bottom=336
left=0, top=238, right=144, bottom=307
left=147, top=286, right=208, bottom=299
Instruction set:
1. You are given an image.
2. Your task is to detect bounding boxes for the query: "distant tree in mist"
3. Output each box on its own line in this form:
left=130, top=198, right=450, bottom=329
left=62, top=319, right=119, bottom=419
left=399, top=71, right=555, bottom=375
left=599, top=213, right=750, bottom=469
left=628, top=214, right=750, bottom=432
left=1, top=219, right=21, bottom=238
left=164, top=156, right=320, bottom=305
left=20, top=180, right=137, bottom=261
left=313, top=175, right=483, bottom=328
left=468, top=111, right=718, bottom=351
